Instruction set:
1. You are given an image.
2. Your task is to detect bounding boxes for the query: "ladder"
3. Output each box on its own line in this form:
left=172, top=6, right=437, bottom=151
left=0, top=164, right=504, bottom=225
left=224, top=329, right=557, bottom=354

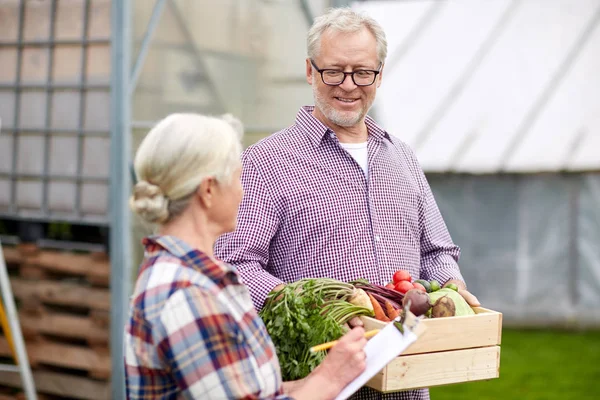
left=0, top=242, right=37, bottom=400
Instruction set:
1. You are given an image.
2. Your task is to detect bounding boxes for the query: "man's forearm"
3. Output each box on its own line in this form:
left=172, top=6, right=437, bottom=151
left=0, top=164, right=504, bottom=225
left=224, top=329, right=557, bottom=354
left=244, top=272, right=286, bottom=311
left=421, top=254, right=465, bottom=286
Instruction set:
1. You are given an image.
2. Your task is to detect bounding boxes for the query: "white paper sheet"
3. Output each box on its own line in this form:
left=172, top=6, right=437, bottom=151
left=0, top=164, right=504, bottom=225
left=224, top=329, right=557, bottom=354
left=334, top=318, right=424, bottom=400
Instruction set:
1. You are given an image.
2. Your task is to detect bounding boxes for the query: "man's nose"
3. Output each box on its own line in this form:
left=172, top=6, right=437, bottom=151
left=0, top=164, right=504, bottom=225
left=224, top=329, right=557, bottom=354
left=338, top=73, right=357, bottom=91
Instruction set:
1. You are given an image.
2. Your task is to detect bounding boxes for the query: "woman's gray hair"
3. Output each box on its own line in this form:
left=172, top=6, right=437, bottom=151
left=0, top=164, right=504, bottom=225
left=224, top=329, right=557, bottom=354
left=307, top=8, right=387, bottom=64
left=130, top=113, right=243, bottom=225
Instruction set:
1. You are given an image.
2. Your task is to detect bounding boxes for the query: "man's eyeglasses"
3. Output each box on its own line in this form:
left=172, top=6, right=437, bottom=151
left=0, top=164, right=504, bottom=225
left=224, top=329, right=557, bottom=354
left=310, top=59, right=381, bottom=87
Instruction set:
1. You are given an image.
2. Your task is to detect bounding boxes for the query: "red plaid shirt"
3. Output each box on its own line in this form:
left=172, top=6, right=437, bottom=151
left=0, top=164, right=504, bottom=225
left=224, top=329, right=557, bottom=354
left=125, top=235, right=290, bottom=399
left=216, top=106, right=465, bottom=400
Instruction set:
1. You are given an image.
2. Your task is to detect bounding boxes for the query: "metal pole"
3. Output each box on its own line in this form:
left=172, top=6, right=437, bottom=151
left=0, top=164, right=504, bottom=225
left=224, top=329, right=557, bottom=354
left=331, top=0, right=353, bottom=7
left=75, top=0, right=93, bottom=218
left=167, top=1, right=227, bottom=114
left=299, top=0, right=314, bottom=26
left=129, top=0, right=168, bottom=96
left=0, top=244, right=37, bottom=400
left=9, top=0, right=25, bottom=215
left=568, top=176, right=581, bottom=311
left=41, top=0, right=58, bottom=217
left=110, top=0, right=132, bottom=398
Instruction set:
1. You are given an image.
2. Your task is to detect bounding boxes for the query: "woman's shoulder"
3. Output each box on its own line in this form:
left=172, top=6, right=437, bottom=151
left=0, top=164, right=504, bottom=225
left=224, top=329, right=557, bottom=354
left=130, top=254, right=218, bottom=320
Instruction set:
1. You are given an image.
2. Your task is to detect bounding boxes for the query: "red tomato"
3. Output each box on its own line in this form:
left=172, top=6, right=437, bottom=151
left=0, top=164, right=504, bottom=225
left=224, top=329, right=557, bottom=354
left=385, top=282, right=395, bottom=289
left=393, top=270, right=412, bottom=283
left=412, top=282, right=427, bottom=292
left=394, top=280, right=414, bottom=294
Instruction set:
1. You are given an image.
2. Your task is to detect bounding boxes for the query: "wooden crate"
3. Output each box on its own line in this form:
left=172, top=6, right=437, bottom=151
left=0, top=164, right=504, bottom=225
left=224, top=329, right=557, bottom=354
left=360, top=307, right=502, bottom=393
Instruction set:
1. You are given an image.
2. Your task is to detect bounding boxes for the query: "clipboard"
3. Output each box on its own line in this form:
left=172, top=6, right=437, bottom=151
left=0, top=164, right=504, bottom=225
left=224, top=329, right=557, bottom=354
left=334, top=306, right=426, bottom=400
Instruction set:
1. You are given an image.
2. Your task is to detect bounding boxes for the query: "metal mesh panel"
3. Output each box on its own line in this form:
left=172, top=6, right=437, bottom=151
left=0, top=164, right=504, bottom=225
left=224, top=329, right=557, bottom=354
left=0, top=0, right=111, bottom=224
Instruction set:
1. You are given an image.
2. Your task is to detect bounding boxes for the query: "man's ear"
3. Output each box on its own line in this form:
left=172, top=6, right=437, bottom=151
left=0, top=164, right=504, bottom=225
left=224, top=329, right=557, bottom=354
left=306, top=58, right=313, bottom=85
left=377, top=64, right=385, bottom=88
left=376, top=63, right=384, bottom=88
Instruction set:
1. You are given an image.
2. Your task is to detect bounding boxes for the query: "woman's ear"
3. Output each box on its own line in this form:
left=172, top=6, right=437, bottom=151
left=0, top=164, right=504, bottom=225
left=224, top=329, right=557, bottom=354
left=196, top=177, right=216, bottom=208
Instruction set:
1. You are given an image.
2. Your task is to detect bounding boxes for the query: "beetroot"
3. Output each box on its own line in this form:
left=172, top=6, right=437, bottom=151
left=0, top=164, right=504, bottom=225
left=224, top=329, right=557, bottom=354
left=402, top=289, right=431, bottom=316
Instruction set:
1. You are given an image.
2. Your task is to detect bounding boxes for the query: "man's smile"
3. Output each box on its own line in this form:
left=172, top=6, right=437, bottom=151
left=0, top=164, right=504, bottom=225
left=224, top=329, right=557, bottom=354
left=334, top=96, right=360, bottom=105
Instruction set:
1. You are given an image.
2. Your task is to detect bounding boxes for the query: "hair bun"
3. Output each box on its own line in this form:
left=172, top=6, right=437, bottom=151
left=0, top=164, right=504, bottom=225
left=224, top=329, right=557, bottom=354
left=129, top=181, right=170, bottom=223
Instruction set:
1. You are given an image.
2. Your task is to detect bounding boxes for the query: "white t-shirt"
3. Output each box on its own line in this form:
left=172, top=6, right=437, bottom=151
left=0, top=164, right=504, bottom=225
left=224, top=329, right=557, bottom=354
left=340, top=141, right=368, bottom=176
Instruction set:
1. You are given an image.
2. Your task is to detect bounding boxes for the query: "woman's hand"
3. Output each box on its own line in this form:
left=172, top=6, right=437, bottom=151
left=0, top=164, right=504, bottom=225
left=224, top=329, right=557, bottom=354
left=320, top=326, right=367, bottom=390
left=288, top=326, right=367, bottom=400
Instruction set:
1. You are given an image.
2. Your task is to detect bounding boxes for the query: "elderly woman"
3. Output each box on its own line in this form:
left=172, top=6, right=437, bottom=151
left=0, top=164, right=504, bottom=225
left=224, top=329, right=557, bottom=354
left=124, top=113, right=367, bottom=399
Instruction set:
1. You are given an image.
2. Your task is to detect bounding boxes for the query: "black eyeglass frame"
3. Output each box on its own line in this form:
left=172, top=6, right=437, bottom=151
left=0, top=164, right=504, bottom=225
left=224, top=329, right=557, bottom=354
left=310, top=59, right=382, bottom=86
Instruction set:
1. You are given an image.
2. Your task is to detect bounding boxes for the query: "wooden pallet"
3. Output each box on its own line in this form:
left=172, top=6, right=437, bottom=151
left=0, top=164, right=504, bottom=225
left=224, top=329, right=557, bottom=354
left=0, top=336, right=110, bottom=380
left=15, top=245, right=110, bottom=287
left=19, top=307, right=109, bottom=346
left=1, top=246, right=23, bottom=267
left=10, top=277, right=110, bottom=312
left=0, top=370, right=109, bottom=400
left=0, top=244, right=112, bottom=399
left=0, top=388, right=54, bottom=400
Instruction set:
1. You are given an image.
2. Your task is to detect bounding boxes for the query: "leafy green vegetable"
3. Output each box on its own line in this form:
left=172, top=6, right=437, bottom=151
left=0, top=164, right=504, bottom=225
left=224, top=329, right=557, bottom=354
left=259, top=278, right=372, bottom=381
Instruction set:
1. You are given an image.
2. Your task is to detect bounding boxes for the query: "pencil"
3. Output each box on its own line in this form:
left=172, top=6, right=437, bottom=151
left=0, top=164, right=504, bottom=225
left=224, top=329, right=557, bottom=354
left=309, top=329, right=381, bottom=353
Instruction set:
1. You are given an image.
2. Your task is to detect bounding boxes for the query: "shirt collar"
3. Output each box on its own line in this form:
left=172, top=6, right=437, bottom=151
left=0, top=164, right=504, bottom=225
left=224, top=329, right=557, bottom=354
left=295, top=105, right=392, bottom=147
left=143, top=235, right=236, bottom=283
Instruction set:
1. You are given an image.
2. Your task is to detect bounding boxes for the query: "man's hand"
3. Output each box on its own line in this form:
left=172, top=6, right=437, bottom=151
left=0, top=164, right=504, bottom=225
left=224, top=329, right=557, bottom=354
left=444, top=279, right=480, bottom=307
left=457, top=289, right=480, bottom=307
left=271, top=283, right=286, bottom=294
left=264, top=283, right=287, bottom=306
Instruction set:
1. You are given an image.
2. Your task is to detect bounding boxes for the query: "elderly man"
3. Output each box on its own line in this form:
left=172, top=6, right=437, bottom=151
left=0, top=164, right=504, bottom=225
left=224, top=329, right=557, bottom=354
left=216, top=8, right=479, bottom=400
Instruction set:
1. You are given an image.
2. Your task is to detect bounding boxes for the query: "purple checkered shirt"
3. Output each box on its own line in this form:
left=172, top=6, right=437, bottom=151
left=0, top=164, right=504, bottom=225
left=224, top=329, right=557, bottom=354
left=216, top=106, right=465, bottom=400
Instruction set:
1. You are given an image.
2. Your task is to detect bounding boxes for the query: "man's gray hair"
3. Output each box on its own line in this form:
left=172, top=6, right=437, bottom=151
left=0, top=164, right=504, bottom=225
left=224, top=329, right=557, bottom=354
left=307, top=8, right=388, bottom=64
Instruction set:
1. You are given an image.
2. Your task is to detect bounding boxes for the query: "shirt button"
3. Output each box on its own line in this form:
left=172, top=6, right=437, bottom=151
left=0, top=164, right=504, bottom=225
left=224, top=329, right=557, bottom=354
left=374, top=235, right=381, bottom=242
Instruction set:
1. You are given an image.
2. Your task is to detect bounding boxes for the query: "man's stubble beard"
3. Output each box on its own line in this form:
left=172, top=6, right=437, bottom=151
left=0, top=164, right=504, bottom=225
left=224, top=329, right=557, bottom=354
left=312, top=85, right=372, bottom=128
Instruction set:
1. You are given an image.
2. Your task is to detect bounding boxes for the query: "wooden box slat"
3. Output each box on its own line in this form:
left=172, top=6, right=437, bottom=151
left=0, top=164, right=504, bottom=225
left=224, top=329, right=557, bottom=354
left=362, top=307, right=502, bottom=355
left=367, top=346, right=501, bottom=392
